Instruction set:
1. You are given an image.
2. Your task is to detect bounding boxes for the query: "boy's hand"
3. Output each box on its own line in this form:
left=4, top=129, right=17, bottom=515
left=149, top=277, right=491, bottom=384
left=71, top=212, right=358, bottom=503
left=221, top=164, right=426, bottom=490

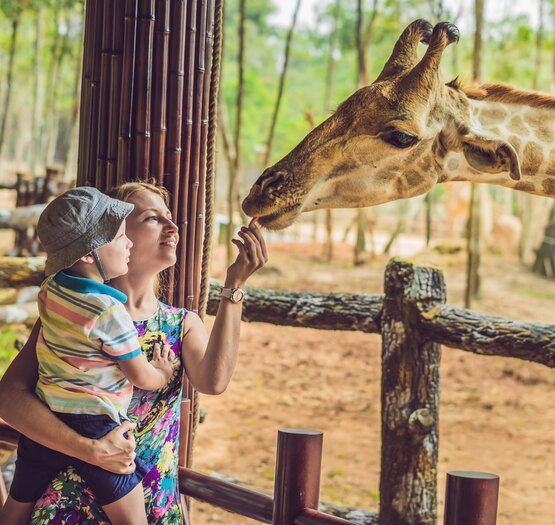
left=151, top=343, right=179, bottom=384
left=225, top=218, right=268, bottom=288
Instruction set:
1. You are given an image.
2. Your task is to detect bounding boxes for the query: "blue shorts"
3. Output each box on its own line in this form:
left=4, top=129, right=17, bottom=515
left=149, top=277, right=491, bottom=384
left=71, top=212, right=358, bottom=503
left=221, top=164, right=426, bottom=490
left=10, top=412, right=150, bottom=506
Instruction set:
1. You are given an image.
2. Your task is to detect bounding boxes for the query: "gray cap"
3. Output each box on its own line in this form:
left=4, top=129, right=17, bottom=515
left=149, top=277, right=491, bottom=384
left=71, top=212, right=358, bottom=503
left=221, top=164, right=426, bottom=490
left=37, top=187, right=134, bottom=276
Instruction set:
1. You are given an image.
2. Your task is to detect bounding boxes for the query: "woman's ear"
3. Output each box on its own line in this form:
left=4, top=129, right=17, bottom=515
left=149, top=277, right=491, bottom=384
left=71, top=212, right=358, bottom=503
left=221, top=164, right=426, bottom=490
left=461, top=133, right=521, bottom=181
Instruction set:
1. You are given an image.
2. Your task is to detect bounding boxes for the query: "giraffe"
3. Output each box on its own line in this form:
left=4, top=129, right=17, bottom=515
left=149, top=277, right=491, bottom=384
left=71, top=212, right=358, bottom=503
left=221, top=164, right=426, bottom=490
left=242, top=20, right=555, bottom=230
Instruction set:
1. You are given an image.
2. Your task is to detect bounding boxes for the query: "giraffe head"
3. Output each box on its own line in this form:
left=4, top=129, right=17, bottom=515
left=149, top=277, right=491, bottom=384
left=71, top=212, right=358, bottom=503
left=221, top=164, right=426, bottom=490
left=242, top=20, right=521, bottom=229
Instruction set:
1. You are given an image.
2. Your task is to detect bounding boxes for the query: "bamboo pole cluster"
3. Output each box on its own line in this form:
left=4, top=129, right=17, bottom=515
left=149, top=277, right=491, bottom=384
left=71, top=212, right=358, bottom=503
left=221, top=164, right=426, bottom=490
left=77, top=0, right=217, bottom=314
left=77, top=0, right=220, bottom=472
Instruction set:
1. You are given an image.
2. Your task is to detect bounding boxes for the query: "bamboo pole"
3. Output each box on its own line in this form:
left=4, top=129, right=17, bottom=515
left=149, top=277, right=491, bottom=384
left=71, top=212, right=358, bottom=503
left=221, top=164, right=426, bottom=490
left=134, top=0, right=155, bottom=181
left=165, top=0, right=187, bottom=296
left=186, top=0, right=208, bottom=313
left=76, top=1, right=94, bottom=186
left=87, top=4, right=103, bottom=187
left=96, top=0, right=115, bottom=190
left=194, top=0, right=217, bottom=314
left=117, top=0, right=139, bottom=185
left=150, top=0, right=170, bottom=182
left=175, top=0, right=198, bottom=308
left=106, top=0, right=125, bottom=189
left=181, top=0, right=207, bottom=475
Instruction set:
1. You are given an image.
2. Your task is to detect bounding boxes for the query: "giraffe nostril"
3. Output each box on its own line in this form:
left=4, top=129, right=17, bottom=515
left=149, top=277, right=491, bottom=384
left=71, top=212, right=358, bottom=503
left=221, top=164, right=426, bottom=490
left=256, top=170, right=287, bottom=193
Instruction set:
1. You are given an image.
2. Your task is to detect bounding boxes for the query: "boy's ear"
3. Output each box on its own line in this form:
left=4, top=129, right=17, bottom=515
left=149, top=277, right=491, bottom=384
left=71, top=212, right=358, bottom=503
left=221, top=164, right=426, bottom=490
left=79, top=253, right=95, bottom=264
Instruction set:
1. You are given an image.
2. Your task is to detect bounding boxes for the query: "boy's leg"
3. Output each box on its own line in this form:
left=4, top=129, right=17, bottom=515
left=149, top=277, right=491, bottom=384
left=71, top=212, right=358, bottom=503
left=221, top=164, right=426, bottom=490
left=101, top=482, right=147, bottom=525
left=0, top=496, right=34, bottom=525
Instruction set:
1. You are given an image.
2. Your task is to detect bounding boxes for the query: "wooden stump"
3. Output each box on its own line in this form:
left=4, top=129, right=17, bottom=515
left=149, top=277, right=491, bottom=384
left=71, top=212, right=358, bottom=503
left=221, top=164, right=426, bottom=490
left=379, top=258, right=446, bottom=525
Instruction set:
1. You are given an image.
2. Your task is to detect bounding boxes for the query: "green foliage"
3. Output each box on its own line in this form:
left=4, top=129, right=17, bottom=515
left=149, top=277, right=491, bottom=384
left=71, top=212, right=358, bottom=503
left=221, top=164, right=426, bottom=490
left=0, top=325, right=20, bottom=377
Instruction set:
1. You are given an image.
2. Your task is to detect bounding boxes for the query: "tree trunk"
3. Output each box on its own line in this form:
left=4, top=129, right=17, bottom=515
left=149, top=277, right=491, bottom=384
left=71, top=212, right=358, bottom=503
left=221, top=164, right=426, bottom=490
left=62, top=15, right=85, bottom=179
left=533, top=0, right=545, bottom=91
left=43, top=9, right=71, bottom=167
left=354, top=209, right=366, bottom=265
left=321, top=0, right=341, bottom=262
left=353, top=0, right=379, bottom=266
left=425, top=192, right=432, bottom=246
left=225, top=0, right=247, bottom=266
left=30, top=10, right=43, bottom=176
left=0, top=18, right=20, bottom=158
left=520, top=1, right=545, bottom=263
left=465, top=0, right=484, bottom=308
left=262, top=0, right=302, bottom=167
left=532, top=201, right=555, bottom=278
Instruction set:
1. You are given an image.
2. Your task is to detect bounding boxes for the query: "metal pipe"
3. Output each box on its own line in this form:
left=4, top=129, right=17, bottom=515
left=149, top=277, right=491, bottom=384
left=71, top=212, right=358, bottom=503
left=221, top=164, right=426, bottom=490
left=443, top=471, right=499, bottom=525
left=273, top=428, right=323, bottom=525
left=179, top=467, right=273, bottom=523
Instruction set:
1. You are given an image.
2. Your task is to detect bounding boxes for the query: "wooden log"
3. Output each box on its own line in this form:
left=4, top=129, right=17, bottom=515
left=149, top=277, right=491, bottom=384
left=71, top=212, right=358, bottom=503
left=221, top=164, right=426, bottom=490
left=0, top=303, right=38, bottom=325
left=379, top=258, right=445, bottom=525
left=1, top=257, right=553, bottom=367
left=206, top=283, right=383, bottom=333
left=419, top=305, right=555, bottom=367
left=0, top=204, right=46, bottom=230
left=0, top=257, right=45, bottom=287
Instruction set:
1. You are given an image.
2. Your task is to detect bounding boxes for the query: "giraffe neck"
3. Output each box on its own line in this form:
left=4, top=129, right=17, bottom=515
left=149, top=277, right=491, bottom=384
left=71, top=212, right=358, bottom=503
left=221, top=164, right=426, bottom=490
left=442, top=97, right=555, bottom=197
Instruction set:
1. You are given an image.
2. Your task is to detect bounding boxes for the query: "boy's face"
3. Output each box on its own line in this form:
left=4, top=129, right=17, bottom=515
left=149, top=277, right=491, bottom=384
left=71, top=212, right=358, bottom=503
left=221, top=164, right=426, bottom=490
left=96, top=220, right=133, bottom=279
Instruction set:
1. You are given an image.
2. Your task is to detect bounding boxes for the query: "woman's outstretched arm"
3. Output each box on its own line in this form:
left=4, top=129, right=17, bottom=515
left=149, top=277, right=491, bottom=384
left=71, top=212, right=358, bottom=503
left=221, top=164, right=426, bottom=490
left=182, top=221, right=268, bottom=394
left=0, top=321, right=136, bottom=474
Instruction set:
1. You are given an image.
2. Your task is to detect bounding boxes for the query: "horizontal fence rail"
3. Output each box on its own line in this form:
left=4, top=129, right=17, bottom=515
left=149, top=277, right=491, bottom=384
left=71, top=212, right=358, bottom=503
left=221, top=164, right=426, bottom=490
left=1, top=256, right=553, bottom=367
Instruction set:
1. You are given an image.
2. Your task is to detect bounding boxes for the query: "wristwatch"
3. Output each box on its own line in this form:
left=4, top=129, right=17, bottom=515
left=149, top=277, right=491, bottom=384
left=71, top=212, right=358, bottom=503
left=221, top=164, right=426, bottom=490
left=219, top=287, right=245, bottom=304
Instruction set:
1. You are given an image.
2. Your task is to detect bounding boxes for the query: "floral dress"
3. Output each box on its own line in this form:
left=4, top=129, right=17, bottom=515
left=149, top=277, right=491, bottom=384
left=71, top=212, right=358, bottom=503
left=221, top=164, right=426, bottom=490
left=30, top=302, right=188, bottom=525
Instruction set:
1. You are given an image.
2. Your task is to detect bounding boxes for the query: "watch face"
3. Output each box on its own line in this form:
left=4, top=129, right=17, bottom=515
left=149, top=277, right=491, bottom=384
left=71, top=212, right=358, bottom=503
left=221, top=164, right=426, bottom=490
left=231, top=289, right=244, bottom=303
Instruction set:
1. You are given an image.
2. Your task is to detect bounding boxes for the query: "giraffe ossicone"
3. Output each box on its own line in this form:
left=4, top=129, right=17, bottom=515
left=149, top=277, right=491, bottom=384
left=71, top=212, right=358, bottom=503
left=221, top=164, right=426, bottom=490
left=242, top=20, right=555, bottom=230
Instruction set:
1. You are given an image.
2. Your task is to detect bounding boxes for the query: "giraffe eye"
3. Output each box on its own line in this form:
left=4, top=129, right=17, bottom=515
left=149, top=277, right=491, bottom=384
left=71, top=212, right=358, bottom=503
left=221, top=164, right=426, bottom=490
left=384, top=131, right=418, bottom=148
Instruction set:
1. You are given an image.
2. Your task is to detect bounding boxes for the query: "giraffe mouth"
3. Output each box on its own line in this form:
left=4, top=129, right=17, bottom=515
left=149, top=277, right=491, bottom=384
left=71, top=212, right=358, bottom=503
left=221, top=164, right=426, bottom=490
left=256, top=204, right=302, bottom=230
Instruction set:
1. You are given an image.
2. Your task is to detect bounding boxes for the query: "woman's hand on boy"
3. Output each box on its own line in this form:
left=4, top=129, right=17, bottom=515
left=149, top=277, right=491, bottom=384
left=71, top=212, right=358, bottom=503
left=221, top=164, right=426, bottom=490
left=89, top=420, right=137, bottom=474
left=226, top=219, right=268, bottom=287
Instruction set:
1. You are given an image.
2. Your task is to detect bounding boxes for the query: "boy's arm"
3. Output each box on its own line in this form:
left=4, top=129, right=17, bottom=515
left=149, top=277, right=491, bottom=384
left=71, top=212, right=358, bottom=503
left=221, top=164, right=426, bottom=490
left=92, top=305, right=178, bottom=391
left=0, top=321, right=136, bottom=474
left=118, top=343, right=178, bottom=390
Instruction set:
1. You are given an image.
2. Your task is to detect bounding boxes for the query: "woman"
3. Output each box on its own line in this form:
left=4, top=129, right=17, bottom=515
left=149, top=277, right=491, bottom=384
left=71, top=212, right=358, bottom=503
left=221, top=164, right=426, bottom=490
left=0, top=181, right=267, bottom=524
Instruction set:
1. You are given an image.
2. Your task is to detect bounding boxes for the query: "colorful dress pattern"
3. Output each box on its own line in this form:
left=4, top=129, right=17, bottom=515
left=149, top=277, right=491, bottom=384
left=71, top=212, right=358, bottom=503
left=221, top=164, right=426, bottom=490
left=30, top=302, right=188, bottom=525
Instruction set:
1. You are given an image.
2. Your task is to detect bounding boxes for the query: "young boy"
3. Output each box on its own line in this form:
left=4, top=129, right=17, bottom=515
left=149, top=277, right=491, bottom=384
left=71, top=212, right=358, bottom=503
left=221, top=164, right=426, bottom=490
left=0, top=187, right=179, bottom=525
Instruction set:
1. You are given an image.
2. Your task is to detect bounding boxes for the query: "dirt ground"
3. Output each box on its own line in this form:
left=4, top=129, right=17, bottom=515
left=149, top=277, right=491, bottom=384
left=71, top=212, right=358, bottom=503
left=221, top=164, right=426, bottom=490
left=190, top=239, right=555, bottom=525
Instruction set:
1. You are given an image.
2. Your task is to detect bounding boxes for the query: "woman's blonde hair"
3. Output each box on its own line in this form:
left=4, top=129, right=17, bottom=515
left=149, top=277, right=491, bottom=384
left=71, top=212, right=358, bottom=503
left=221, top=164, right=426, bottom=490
left=108, top=179, right=170, bottom=206
left=108, top=179, right=172, bottom=299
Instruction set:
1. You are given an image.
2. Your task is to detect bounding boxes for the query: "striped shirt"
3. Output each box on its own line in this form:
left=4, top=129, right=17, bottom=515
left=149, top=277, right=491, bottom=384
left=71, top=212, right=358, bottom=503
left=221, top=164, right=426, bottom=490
left=35, top=271, right=141, bottom=423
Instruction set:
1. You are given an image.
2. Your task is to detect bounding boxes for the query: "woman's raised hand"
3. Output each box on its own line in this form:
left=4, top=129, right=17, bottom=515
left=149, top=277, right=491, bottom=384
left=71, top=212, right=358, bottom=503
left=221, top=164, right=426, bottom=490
left=226, top=219, right=268, bottom=287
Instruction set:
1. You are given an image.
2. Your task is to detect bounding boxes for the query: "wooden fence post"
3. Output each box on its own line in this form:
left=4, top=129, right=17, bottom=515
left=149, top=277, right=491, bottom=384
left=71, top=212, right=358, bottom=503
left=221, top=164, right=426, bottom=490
left=443, top=471, right=499, bottom=525
left=380, top=258, right=446, bottom=525
left=273, top=429, right=323, bottom=525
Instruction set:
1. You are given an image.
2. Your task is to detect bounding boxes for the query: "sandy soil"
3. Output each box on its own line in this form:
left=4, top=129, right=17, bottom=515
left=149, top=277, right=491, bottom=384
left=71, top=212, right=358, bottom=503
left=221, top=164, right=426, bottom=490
left=190, top=240, right=555, bottom=525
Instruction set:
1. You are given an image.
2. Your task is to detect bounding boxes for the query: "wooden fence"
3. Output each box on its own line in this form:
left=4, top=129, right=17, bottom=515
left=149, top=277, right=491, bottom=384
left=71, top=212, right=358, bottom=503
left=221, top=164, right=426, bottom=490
left=0, top=256, right=552, bottom=524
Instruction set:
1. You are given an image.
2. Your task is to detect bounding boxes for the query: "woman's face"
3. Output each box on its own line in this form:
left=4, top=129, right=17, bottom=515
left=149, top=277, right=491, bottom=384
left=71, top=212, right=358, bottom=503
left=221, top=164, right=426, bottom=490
left=124, top=190, right=179, bottom=274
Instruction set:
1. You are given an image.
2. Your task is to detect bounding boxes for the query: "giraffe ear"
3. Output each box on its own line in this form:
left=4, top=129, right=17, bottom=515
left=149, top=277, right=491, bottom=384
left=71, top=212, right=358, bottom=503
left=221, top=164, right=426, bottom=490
left=461, top=134, right=521, bottom=181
